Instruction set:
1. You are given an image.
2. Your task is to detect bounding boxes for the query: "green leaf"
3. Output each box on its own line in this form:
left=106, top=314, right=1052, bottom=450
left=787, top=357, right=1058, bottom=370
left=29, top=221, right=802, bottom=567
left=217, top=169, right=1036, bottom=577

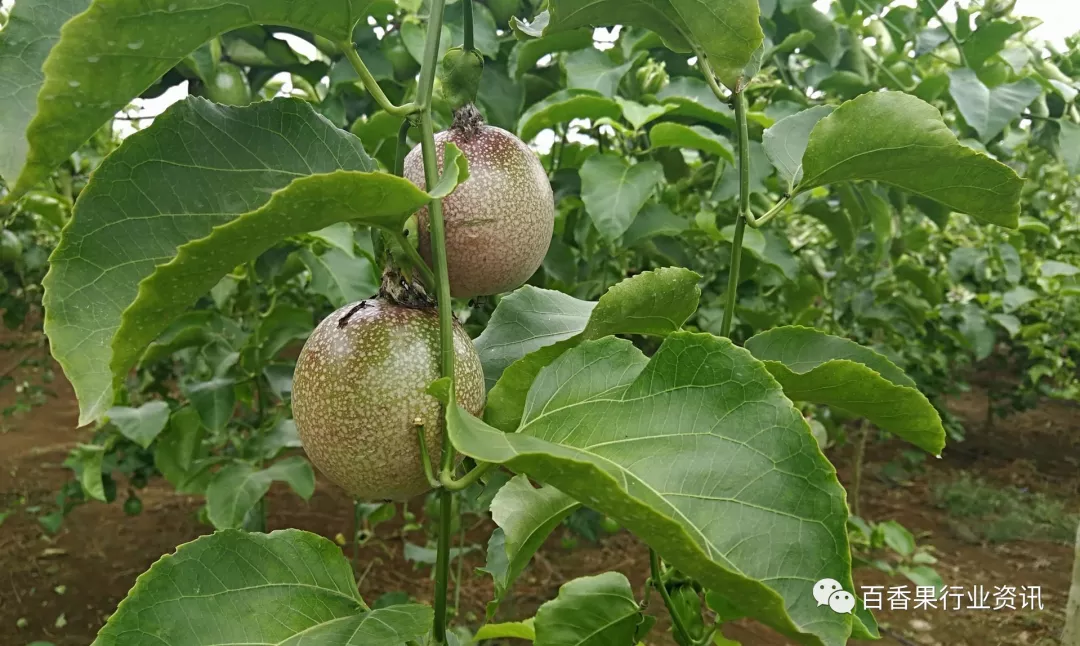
left=795, top=91, right=1023, bottom=227
left=564, top=48, right=633, bottom=97
left=962, top=19, right=1023, bottom=70
left=795, top=6, right=845, bottom=66
left=1060, top=120, right=1080, bottom=175
left=74, top=444, right=106, bottom=502
left=615, top=98, right=677, bottom=130
left=517, top=89, right=621, bottom=142
left=880, top=521, right=915, bottom=557
left=762, top=105, right=834, bottom=191
left=428, top=142, right=471, bottom=199
left=623, top=203, right=689, bottom=246
left=183, top=379, right=235, bottom=433
left=301, top=248, right=379, bottom=308
left=649, top=123, right=734, bottom=163
left=479, top=268, right=701, bottom=431
left=1003, top=285, right=1037, bottom=312
left=1041, top=260, right=1080, bottom=278
left=658, top=77, right=736, bottom=128
left=947, top=69, right=1041, bottom=142
left=91, top=529, right=433, bottom=645
left=0, top=0, right=91, bottom=192
left=509, top=29, right=594, bottom=78
left=475, top=618, right=536, bottom=641
left=540, top=0, right=763, bottom=90
left=449, top=334, right=856, bottom=646
left=534, top=572, right=644, bottom=646
left=206, top=456, right=315, bottom=530
left=0, top=0, right=378, bottom=198
left=744, top=326, right=945, bottom=455
left=309, top=223, right=358, bottom=257
left=43, top=97, right=440, bottom=425
left=105, top=401, right=170, bottom=449
left=579, top=154, right=665, bottom=239
left=154, top=407, right=207, bottom=493
left=481, top=476, right=580, bottom=617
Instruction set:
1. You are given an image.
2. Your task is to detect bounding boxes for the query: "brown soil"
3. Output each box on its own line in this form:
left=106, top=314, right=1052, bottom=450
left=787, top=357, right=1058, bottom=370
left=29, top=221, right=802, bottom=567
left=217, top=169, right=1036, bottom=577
left=0, top=340, right=1076, bottom=646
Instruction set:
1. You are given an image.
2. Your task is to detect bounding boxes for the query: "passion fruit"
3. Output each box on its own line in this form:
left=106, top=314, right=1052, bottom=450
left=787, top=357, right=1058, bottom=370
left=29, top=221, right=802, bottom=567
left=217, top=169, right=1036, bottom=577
left=201, top=62, right=252, bottom=106
left=403, top=106, right=554, bottom=298
left=291, top=298, right=484, bottom=501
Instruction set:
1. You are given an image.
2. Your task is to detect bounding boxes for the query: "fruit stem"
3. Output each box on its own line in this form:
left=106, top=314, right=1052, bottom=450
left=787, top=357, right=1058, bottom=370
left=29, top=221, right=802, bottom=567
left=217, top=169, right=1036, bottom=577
left=416, top=423, right=440, bottom=488
left=391, top=230, right=436, bottom=292
left=720, top=90, right=750, bottom=338
left=415, top=0, right=455, bottom=642
left=439, top=460, right=492, bottom=491
left=395, top=119, right=412, bottom=177
left=340, top=41, right=420, bottom=117
left=649, top=548, right=696, bottom=646
left=463, top=0, right=475, bottom=53
left=744, top=194, right=789, bottom=229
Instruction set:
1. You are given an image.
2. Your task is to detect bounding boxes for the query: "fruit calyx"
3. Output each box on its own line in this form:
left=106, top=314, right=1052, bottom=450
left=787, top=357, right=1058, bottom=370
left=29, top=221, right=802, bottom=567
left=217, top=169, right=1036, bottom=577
left=378, top=264, right=433, bottom=310
left=450, top=104, right=486, bottom=143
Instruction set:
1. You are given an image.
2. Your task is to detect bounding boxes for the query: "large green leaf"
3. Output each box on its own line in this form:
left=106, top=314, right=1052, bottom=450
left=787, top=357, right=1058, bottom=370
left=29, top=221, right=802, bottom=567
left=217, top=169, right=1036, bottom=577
left=649, top=123, right=734, bottom=163
left=449, top=334, right=857, bottom=646
left=43, top=97, right=444, bottom=425
left=509, top=29, right=594, bottom=78
left=0, top=0, right=91, bottom=191
left=1, top=0, right=378, bottom=198
left=534, top=572, right=645, bottom=646
left=481, top=476, right=580, bottom=618
left=564, top=48, right=633, bottom=97
left=479, top=268, right=701, bottom=431
left=206, top=457, right=315, bottom=530
left=762, top=105, right=834, bottom=192
left=538, top=0, right=764, bottom=90
left=744, top=326, right=945, bottom=455
left=517, top=89, right=621, bottom=142
left=579, top=154, right=664, bottom=240
left=947, top=69, right=1041, bottom=143
left=91, top=529, right=433, bottom=645
left=795, top=91, right=1023, bottom=227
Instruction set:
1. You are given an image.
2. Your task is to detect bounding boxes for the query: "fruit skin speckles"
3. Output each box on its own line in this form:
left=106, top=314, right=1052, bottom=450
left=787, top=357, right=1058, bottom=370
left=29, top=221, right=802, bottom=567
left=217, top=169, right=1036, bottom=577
left=291, top=299, right=485, bottom=502
left=404, top=115, right=555, bottom=298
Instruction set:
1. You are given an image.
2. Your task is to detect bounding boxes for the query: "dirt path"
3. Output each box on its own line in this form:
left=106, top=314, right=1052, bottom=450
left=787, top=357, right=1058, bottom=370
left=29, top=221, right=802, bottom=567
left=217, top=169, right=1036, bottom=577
left=0, top=347, right=1075, bottom=646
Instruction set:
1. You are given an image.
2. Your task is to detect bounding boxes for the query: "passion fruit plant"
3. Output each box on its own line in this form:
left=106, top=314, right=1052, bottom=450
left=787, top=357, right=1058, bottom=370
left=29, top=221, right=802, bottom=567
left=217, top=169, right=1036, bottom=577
left=0, top=0, right=1044, bottom=644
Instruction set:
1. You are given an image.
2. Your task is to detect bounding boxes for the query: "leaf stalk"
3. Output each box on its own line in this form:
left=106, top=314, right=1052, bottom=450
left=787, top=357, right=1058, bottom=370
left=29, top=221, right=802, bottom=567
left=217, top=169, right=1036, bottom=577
left=339, top=42, right=420, bottom=116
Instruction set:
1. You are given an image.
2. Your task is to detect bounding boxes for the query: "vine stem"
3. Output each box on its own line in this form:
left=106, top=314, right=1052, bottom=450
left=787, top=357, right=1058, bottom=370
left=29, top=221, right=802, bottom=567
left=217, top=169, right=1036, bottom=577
left=920, top=0, right=968, bottom=67
left=720, top=90, right=751, bottom=338
left=340, top=41, right=420, bottom=116
left=649, top=548, right=696, bottom=646
left=462, top=0, right=475, bottom=53
left=414, top=0, right=454, bottom=642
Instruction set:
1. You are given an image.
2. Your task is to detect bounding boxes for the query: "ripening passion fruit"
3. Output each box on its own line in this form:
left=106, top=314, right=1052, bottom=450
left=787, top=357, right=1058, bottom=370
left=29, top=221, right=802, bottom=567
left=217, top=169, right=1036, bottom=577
left=291, top=298, right=484, bottom=502
left=404, top=106, right=554, bottom=298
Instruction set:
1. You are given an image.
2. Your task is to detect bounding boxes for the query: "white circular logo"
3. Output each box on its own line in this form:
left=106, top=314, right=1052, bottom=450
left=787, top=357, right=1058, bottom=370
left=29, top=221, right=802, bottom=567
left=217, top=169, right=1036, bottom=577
left=828, top=590, right=856, bottom=614
left=813, top=578, right=856, bottom=614
left=813, top=578, right=843, bottom=606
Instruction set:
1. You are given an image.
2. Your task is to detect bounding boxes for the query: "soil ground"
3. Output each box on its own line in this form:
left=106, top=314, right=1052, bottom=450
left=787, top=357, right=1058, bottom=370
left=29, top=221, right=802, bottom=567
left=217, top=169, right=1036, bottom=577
left=0, top=335, right=1076, bottom=646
